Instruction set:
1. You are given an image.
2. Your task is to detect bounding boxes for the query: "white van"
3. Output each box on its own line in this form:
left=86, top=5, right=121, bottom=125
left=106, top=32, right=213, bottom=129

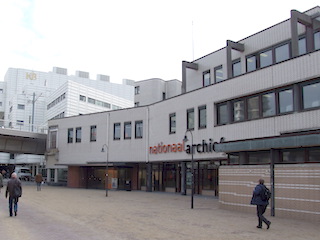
left=15, top=167, right=32, bottom=181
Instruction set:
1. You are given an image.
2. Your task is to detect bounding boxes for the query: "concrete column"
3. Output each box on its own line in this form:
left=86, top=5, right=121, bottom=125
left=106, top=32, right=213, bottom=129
left=146, top=163, right=152, bottom=192
left=46, top=168, right=51, bottom=183
left=181, top=162, right=187, bottom=195
left=54, top=169, right=58, bottom=183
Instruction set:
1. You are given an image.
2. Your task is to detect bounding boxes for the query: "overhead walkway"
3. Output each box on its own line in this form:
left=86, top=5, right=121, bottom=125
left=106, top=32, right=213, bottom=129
left=0, top=128, right=46, bottom=155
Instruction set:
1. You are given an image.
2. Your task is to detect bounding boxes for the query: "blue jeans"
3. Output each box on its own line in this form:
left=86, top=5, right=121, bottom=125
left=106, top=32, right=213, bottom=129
left=9, top=196, right=18, bottom=216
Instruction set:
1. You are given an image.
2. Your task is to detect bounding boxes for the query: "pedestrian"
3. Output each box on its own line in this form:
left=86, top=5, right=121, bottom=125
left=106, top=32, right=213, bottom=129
left=35, top=173, right=43, bottom=191
left=250, top=178, right=271, bottom=229
left=5, top=172, right=22, bottom=217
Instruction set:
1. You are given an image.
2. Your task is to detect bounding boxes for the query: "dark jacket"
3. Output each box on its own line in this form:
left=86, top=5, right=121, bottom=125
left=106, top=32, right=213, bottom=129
left=6, top=178, right=22, bottom=198
left=250, top=184, right=269, bottom=206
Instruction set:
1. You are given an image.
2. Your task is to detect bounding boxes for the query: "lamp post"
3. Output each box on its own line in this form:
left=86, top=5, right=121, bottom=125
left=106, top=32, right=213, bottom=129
left=183, top=130, right=194, bottom=209
left=101, top=144, right=108, bottom=197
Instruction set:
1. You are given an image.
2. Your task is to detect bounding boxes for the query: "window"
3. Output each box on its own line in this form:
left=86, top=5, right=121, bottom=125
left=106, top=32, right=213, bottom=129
left=217, top=103, right=228, bottom=125
left=299, top=37, right=307, bottom=55
left=0, top=89, right=3, bottom=93
left=135, top=121, right=143, bottom=138
left=233, top=100, right=244, bottom=122
left=260, top=49, right=273, bottom=68
left=262, top=92, right=276, bottom=117
left=134, top=102, right=140, bottom=107
left=162, top=92, right=166, bottom=100
left=302, top=81, right=320, bottom=109
left=315, top=32, right=320, bottom=50
left=246, top=55, right=256, bottom=72
left=124, top=122, right=132, bottom=139
left=232, top=60, right=241, bottom=77
left=308, top=148, right=320, bottom=162
left=279, top=88, right=293, bottom=113
left=214, top=66, right=224, bottom=83
left=169, top=113, right=176, bottom=134
left=79, top=95, right=86, bottom=102
left=67, top=128, right=74, bottom=143
left=203, top=70, right=211, bottom=87
left=282, top=149, right=304, bottom=163
left=49, top=127, right=58, bottom=149
left=76, top=127, right=82, bottom=143
left=275, top=43, right=290, bottom=63
left=88, top=98, right=95, bottom=104
left=247, top=96, right=260, bottom=119
left=187, top=108, right=194, bottom=130
left=248, top=151, right=270, bottom=164
left=198, top=105, right=206, bottom=128
left=90, top=125, right=97, bottom=142
left=114, top=123, right=121, bottom=140
left=135, top=86, right=140, bottom=95
left=17, top=104, right=25, bottom=110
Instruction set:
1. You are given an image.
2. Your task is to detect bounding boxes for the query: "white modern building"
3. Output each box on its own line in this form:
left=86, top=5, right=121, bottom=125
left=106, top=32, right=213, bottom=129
left=134, top=78, right=182, bottom=107
left=47, top=7, right=320, bottom=221
left=0, top=67, right=134, bottom=173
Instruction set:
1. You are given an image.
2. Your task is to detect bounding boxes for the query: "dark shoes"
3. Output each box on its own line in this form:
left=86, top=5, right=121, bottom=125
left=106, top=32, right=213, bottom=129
left=15, top=211, right=17, bottom=216
left=267, top=221, right=271, bottom=229
left=256, top=226, right=262, bottom=229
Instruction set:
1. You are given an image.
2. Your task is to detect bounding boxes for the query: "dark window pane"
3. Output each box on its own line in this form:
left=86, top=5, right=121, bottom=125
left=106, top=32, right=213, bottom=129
left=214, top=66, right=224, bottom=83
left=262, top=92, right=276, bottom=117
left=279, top=89, right=293, bottom=113
left=303, top=82, right=320, bottom=109
left=114, top=123, right=121, bottom=140
left=247, top=56, right=256, bottom=72
left=247, top=96, right=259, bottom=119
left=282, top=150, right=304, bottom=163
left=275, top=44, right=290, bottom=63
left=124, top=122, right=131, bottom=139
left=187, top=109, right=194, bottom=130
left=217, top=104, right=228, bottom=125
left=248, top=151, right=270, bottom=164
left=169, top=113, right=176, bottom=133
left=309, top=148, right=320, bottom=162
left=232, top=61, right=241, bottom=77
left=315, top=32, right=320, bottom=50
left=260, top=50, right=273, bottom=68
left=203, top=71, right=211, bottom=86
left=233, top=100, right=244, bottom=121
left=299, top=37, right=307, bottom=55
left=199, top=106, right=206, bottom=128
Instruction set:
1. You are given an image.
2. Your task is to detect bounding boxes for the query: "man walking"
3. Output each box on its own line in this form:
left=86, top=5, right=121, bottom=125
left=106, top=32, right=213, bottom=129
left=6, top=172, right=22, bottom=217
left=35, top=173, right=43, bottom=191
left=250, top=178, right=271, bottom=229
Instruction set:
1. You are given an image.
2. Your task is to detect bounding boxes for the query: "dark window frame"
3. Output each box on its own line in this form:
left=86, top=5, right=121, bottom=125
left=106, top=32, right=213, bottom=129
left=90, top=125, right=97, bottom=142
left=232, top=58, right=241, bottom=77
left=169, top=113, right=176, bottom=134
left=187, top=108, right=195, bottom=131
left=114, top=123, right=121, bottom=140
left=67, top=128, right=74, bottom=143
left=124, top=121, right=132, bottom=140
left=75, top=127, right=82, bottom=143
left=198, top=105, right=207, bottom=129
left=203, top=70, right=211, bottom=87
left=135, top=120, right=143, bottom=139
left=214, top=65, right=224, bottom=83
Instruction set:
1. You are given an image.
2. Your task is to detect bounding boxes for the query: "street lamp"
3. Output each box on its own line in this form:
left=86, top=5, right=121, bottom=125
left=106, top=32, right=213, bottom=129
left=183, top=130, right=194, bottom=209
left=101, top=144, right=108, bottom=197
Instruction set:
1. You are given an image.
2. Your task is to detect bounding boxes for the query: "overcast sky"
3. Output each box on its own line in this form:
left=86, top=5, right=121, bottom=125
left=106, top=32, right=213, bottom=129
left=0, top=0, right=319, bottom=84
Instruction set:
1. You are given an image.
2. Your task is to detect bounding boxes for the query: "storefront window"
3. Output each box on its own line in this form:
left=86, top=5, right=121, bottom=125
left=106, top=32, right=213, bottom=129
left=248, top=151, right=270, bottom=164
left=308, top=148, right=320, bottom=162
left=139, top=164, right=147, bottom=188
left=282, top=149, right=305, bottom=163
left=164, top=163, right=176, bottom=188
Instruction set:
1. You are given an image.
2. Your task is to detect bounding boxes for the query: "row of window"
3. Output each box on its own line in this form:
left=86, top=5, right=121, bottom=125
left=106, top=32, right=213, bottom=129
left=217, top=79, right=320, bottom=125
left=79, top=95, right=122, bottom=110
left=47, top=93, right=66, bottom=110
left=229, top=147, right=320, bottom=164
left=169, top=105, right=207, bottom=134
left=114, top=121, right=143, bottom=140
left=203, top=32, right=320, bottom=87
left=67, top=125, right=97, bottom=143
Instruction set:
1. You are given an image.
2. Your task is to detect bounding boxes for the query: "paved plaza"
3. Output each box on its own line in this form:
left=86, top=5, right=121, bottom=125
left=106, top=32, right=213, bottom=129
left=0, top=183, right=318, bottom=240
